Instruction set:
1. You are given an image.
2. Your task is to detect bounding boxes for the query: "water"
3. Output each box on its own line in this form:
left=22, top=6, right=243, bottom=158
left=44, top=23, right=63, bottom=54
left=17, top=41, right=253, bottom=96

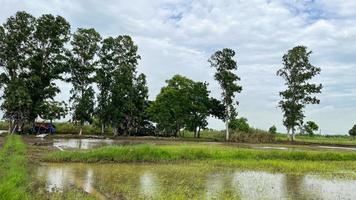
left=53, top=138, right=114, bottom=150
left=52, top=138, right=145, bottom=150
left=37, top=163, right=356, bottom=200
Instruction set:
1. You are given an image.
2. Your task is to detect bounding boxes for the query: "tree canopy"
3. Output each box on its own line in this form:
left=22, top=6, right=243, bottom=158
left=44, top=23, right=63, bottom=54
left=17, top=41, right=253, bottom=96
left=209, top=48, right=242, bottom=140
left=277, top=46, right=322, bottom=141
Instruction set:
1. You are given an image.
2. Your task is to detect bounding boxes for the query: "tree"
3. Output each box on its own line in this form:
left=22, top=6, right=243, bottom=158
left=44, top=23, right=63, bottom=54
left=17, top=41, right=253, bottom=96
left=148, top=75, right=211, bottom=137
left=209, top=48, right=242, bottom=140
left=349, top=124, right=356, bottom=137
left=185, top=81, right=211, bottom=138
left=277, top=46, right=322, bottom=141
left=97, top=35, right=146, bottom=136
left=96, top=37, right=116, bottom=134
left=1, top=79, right=32, bottom=133
left=0, top=12, right=70, bottom=132
left=269, top=125, right=277, bottom=134
left=229, top=117, right=249, bottom=133
left=26, top=14, right=71, bottom=122
left=0, top=12, right=36, bottom=132
left=69, top=28, right=101, bottom=135
left=303, top=121, right=318, bottom=136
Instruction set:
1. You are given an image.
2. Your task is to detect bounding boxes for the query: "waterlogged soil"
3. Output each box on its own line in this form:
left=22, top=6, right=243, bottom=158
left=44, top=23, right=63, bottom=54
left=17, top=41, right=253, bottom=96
left=37, top=162, right=356, bottom=200
left=36, top=137, right=356, bottom=152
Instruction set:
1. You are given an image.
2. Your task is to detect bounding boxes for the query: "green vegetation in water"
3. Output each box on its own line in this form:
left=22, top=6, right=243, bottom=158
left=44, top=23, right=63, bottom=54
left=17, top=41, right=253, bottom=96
left=0, top=135, right=96, bottom=200
left=0, top=135, right=30, bottom=200
left=37, top=162, right=356, bottom=200
left=43, top=144, right=356, bottom=173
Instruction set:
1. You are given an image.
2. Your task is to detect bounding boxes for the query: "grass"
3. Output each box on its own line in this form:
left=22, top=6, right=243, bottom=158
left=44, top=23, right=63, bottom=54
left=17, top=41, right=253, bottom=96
left=275, top=133, right=356, bottom=145
left=0, top=135, right=30, bottom=200
left=43, top=144, right=356, bottom=163
left=0, top=135, right=96, bottom=200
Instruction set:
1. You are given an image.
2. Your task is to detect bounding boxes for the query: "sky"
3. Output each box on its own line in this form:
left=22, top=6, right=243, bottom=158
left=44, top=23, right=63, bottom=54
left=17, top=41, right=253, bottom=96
left=0, top=0, right=355, bottom=135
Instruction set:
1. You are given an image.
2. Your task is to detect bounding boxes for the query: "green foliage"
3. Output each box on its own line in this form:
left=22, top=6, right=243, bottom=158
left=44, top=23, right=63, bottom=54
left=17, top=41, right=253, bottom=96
left=349, top=124, right=356, bottom=137
left=269, top=125, right=277, bottom=134
left=277, top=46, right=322, bottom=140
left=148, top=75, right=211, bottom=137
left=38, top=100, right=67, bottom=123
left=97, top=35, right=148, bottom=135
left=229, top=117, right=249, bottom=132
left=0, top=135, right=29, bottom=200
left=69, top=28, right=101, bottom=133
left=209, top=48, right=242, bottom=140
left=304, top=121, right=319, bottom=136
left=0, top=11, right=70, bottom=130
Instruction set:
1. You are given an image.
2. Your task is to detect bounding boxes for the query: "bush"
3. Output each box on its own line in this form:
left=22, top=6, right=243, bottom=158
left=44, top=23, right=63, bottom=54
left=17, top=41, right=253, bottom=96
left=0, top=121, right=9, bottom=130
left=229, top=132, right=275, bottom=143
left=349, top=124, right=356, bottom=137
left=229, top=117, right=249, bottom=132
left=268, top=125, right=277, bottom=134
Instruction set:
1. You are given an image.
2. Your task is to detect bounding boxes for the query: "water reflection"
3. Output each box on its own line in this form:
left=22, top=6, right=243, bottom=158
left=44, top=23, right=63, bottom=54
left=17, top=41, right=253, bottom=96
left=53, top=139, right=114, bottom=150
left=37, top=163, right=356, bottom=200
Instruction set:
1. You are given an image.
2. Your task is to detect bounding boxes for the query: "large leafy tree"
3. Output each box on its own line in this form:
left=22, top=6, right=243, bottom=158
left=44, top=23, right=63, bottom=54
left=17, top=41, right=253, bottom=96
left=209, top=48, right=242, bottom=140
left=27, top=14, right=71, bottom=122
left=277, top=46, right=322, bottom=141
left=97, top=35, right=147, bottom=136
left=0, top=12, right=70, bottom=132
left=148, top=75, right=211, bottom=137
left=0, top=12, right=36, bottom=132
left=69, top=28, right=101, bottom=135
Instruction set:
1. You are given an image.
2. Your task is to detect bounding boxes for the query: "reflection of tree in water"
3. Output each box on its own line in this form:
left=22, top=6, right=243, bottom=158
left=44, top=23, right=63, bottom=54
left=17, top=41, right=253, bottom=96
left=284, top=174, right=320, bottom=200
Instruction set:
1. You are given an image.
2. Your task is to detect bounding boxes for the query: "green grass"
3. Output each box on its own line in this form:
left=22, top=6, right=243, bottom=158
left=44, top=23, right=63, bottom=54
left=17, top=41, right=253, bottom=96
left=276, top=134, right=356, bottom=145
left=0, top=135, right=30, bottom=200
left=43, top=144, right=356, bottom=163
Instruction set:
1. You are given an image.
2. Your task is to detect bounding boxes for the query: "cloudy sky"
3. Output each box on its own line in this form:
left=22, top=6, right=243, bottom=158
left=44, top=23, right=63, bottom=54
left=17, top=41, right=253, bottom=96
left=0, top=0, right=355, bottom=134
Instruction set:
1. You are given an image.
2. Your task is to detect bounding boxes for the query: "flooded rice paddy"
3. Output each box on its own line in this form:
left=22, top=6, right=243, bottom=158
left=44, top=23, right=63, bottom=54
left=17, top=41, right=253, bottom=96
left=37, top=162, right=356, bottom=200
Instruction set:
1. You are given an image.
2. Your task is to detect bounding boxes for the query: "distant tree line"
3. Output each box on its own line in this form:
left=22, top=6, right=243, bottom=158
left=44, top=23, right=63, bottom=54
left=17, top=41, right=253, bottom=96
left=4, top=11, right=355, bottom=139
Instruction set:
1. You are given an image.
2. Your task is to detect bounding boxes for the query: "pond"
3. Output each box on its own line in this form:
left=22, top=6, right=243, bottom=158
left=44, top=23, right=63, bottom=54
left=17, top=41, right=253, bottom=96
left=37, top=163, right=356, bottom=200
left=52, top=138, right=144, bottom=150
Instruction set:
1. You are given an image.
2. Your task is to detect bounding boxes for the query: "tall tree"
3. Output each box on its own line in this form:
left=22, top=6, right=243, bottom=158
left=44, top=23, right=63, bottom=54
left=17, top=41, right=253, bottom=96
left=69, top=28, right=101, bottom=135
left=277, top=46, right=322, bottom=141
left=97, top=35, right=145, bottom=136
left=96, top=37, right=115, bottom=134
left=209, top=48, right=242, bottom=140
left=0, top=12, right=36, bottom=132
left=27, top=14, right=71, bottom=122
left=0, top=12, right=70, bottom=132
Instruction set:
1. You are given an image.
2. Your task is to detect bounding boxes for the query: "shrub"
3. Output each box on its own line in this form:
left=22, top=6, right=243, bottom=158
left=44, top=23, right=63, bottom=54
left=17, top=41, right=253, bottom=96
left=229, top=117, right=249, bottom=132
left=304, top=121, right=319, bottom=136
left=349, top=124, right=356, bottom=137
left=229, top=132, right=275, bottom=143
left=268, top=125, right=277, bottom=134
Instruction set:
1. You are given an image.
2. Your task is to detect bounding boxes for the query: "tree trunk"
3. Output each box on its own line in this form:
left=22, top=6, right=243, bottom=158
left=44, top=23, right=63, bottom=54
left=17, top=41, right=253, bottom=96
left=287, top=128, right=290, bottom=141
left=291, top=128, right=295, bottom=142
left=11, top=123, right=17, bottom=134
left=79, top=126, right=83, bottom=136
left=101, top=123, right=104, bottom=135
left=197, top=126, right=201, bottom=138
left=225, top=104, right=230, bottom=141
left=8, top=120, right=12, bottom=133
